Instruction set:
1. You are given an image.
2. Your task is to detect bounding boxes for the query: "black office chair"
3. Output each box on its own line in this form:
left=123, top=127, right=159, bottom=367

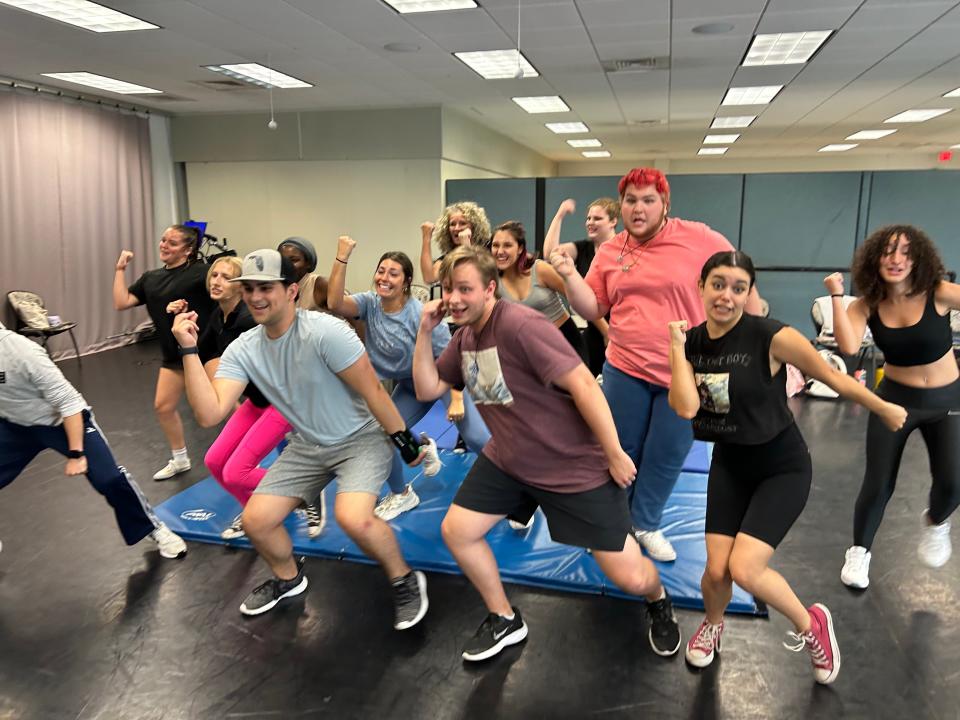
left=7, top=290, right=81, bottom=366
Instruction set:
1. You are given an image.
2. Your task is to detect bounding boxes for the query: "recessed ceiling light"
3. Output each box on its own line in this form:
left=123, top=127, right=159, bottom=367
left=692, top=22, right=734, bottom=35
left=454, top=49, right=538, bottom=79
left=722, top=85, right=783, bottom=106
left=582, top=151, right=611, bottom=158
left=567, top=139, right=602, bottom=147
left=743, top=31, right=832, bottom=66
left=846, top=129, right=897, bottom=140
left=382, top=0, right=477, bottom=12
left=205, top=64, right=312, bottom=89
left=545, top=122, right=588, bottom=134
left=698, top=147, right=728, bottom=155
left=819, top=144, right=857, bottom=152
left=704, top=133, right=740, bottom=144
left=711, top=115, right=756, bottom=128
left=942, top=87, right=960, bottom=98
left=41, top=72, right=161, bottom=94
left=512, top=95, right=569, bottom=114
left=883, top=108, right=951, bottom=123
left=0, top=0, right=158, bottom=32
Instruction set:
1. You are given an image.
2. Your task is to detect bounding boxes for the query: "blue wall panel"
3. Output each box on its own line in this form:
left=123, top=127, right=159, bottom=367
left=543, top=176, right=621, bottom=245
left=445, top=178, right=537, bottom=242
left=667, top=174, right=744, bottom=247
left=759, top=271, right=850, bottom=338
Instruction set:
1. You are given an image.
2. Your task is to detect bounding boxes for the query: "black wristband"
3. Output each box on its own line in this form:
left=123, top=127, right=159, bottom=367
left=179, top=346, right=199, bottom=356
left=336, top=257, right=348, bottom=264
left=66, top=449, right=85, bottom=459
left=389, top=429, right=420, bottom=464
left=830, top=294, right=843, bottom=298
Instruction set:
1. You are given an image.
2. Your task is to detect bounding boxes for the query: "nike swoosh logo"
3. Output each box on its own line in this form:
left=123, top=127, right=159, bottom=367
left=493, top=626, right=510, bottom=641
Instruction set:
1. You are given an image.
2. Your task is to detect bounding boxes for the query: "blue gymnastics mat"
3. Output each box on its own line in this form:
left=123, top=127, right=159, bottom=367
left=155, top=418, right=761, bottom=615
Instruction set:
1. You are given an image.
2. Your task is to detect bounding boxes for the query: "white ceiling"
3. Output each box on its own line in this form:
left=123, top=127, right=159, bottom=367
left=2, top=0, right=960, bottom=162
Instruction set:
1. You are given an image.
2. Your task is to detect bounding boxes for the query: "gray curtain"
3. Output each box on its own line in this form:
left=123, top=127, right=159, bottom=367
left=0, top=89, right=155, bottom=358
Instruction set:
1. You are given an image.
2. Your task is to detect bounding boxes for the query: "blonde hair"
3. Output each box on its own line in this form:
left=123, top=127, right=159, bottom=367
left=206, top=256, right=243, bottom=292
left=588, top=197, right=620, bottom=222
left=433, top=201, right=492, bottom=254
left=438, top=245, right=499, bottom=293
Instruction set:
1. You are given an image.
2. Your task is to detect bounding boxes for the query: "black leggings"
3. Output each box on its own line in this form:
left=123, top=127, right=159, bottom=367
left=557, top=316, right=587, bottom=362
left=854, top=377, right=960, bottom=549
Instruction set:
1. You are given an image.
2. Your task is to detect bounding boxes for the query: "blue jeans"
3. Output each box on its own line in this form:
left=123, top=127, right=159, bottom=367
left=0, top=411, right=160, bottom=544
left=385, top=379, right=490, bottom=494
left=602, top=362, right=693, bottom=531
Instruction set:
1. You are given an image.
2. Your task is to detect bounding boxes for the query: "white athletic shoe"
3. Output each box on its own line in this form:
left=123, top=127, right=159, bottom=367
left=840, top=546, right=871, bottom=589
left=419, top=436, right=443, bottom=477
left=508, top=514, right=535, bottom=531
left=220, top=513, right=245, bottom=540
left=374, top=486, right=420, bottom=521
left=918, top=511, right=952, bottom=568
left=634, top=529, right=677, bottom=562
left=151, top=523, right=187, bottom=559
left=152, top=457, right=191, bottom=480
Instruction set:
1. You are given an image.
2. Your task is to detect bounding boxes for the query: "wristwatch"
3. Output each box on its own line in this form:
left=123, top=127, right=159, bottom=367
left=66, top=449, right=85, bottom=459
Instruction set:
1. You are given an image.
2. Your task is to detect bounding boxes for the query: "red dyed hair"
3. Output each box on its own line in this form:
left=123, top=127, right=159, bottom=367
left=618, top=168, right=670, bottom=204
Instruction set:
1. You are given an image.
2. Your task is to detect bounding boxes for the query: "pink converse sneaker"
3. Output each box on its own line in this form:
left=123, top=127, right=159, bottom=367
left=783, top=603, right=840, bottom=684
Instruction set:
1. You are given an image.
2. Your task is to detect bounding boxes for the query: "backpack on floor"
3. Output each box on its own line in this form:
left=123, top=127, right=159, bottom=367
left=804, top=350, right=847, bottom=399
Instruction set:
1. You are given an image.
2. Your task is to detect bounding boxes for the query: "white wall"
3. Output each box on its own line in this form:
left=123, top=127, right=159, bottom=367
left=185, top=159, right=440, bottom=289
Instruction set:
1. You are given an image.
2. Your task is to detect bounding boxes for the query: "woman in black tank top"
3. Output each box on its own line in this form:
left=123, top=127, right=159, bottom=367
left=827, top=225, right=960, bottom=590
left=669, top=251, right=905, bottom=684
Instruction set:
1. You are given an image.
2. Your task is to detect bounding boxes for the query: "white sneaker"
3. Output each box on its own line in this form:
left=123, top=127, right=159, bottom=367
left=508, top=514, right=535, bottom=531
left=840, top=545, right=871, bottom=589
left=220, top=513, right=245, bottom=540
left=418, top=435, right=443, bottom=477
left=374, top=486, right=420, bottom=521
left=634, top=529, right=677, bottom=562
left=918, top=511, right=952, bottom=568
left=151, top=523, right=187, bottom=558
left=152, top=457, right=191, bottom=480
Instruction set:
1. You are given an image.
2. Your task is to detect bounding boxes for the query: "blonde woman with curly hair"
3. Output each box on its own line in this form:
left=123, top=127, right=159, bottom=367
left=419, top=201, right=492, bottom=285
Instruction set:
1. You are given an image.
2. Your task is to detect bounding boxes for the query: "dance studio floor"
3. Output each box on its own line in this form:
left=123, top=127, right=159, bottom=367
left=1, top=340, right=957, bottom=720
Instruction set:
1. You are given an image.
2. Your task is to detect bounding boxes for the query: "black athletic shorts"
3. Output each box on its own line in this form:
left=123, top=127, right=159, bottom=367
left=453, top=453, right=633, bottom=552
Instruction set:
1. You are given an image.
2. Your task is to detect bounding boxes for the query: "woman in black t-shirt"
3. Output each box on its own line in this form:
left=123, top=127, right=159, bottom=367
left=668, top=251, right=906, bottom=685
left=113, top=225, right=214, bottom=481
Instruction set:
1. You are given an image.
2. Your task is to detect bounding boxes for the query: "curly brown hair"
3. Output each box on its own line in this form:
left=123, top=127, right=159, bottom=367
left=852, top=224, right=945, bottom=310
left=432, top=201, right=492, bottom=254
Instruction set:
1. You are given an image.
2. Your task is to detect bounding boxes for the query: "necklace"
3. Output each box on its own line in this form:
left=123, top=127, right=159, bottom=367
left=617, top=235, right=648, bottom=272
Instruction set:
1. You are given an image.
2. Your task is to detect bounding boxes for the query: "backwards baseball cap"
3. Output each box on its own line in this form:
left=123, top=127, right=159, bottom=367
left=232, top=249, right=298, bottom=283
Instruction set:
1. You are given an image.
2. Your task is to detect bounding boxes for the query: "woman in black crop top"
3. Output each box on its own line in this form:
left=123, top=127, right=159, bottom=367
left=113, top=225, right=214, bottom=481
left=827, top=224, right=960, bottom=590
left=669, top=251, right=906, bottom=685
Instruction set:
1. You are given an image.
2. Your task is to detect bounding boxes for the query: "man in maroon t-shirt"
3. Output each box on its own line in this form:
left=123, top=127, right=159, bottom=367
left=413, top=245, right=682, bottom=662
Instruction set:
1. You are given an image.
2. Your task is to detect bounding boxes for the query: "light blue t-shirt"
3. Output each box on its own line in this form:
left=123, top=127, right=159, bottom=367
left=216, top=310, right=374, bottom=446
left=351, top=292, right=450, bottom=380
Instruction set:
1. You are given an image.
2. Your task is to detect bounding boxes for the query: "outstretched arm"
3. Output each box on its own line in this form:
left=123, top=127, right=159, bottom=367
left=419, top=222, right=438, bottom=284
left=326, top=236, right=361, bottom=318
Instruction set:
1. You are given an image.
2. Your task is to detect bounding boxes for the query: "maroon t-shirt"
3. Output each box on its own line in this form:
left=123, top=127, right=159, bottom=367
left=436, top=301, right=610, bottom=493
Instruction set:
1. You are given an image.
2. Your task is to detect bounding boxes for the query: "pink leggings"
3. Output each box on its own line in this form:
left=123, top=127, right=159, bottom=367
left=204, top=401, right=292, bottom=506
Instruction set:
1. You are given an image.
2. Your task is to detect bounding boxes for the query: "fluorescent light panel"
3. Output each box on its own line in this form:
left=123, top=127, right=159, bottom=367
left=698, top=147, right=727, bottom=155
left=545, top=122, right=588, bottom=134
left=743, top=31, right=832, bottom=66
left=942, top=87, right=960, bottom=98
left=883, top=108, right=951, bottom=123
left=382, top=0, right=476, bottom=12
left=846, top=129, right=897, bottom=140
left=819, top=144, right=857, bottom=152
left=722, top=85, right=783, bottom=106
left=711, top=115, right=755, bottom=128
left=704, top=133, right=739, bottom=144
left=454, top=49, right=538, bottom=79
left=41, top=72, right=161, bottom=94
left=205, top=64, right=312, bottom=89
left=0, top=0, right=158, bottom=32
left=512, top=95, right=569, bottom=113
left=567, top=139, right=602, bottom=148
left=582, top=151, right=611, bottom=158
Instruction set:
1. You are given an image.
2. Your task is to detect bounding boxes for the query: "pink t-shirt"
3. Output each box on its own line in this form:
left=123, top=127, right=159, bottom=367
left=585, top=218, right=733, bottom=387
left=435, top=301, right=610, bottom=493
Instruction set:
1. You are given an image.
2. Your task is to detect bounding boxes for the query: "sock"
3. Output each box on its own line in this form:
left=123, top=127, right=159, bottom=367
left=652, top=588, right=666, bottom=602
left=172, top=447, right=188, bottom=462
left=500, top=612, right=515, bottom=621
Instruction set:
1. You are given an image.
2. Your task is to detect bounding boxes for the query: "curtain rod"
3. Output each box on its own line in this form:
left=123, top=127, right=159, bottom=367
left=0, top=76, right=161, bottom=117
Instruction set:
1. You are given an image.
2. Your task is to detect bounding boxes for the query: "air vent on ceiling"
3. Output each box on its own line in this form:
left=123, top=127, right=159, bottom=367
left=190, top=79, right=257, bottom=91
left=601, top=57, right=670, bottom=73
left=145, top=94, right=196, bottom=103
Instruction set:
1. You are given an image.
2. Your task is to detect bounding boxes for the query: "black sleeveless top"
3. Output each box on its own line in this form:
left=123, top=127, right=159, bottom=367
left=867, top=293, right=952, bottom=367
left=685, top=315, right=795, bottom=445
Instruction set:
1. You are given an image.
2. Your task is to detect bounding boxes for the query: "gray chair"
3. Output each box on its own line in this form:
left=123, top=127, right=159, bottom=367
left=7, top=290, right=81, bottom=366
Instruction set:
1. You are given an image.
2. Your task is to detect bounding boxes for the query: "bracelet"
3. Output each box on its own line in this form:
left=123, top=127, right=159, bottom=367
left=830, top=293, right=843, bottom=298
left=336, top=257, right=348, bottom=264
left=179, top=346, right=199, bottom=356
left=66, top=449, right=85, bottom=459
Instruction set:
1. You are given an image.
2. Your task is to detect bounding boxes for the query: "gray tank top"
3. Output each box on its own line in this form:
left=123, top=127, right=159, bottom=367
left=499, top=262, right=568, bottom=324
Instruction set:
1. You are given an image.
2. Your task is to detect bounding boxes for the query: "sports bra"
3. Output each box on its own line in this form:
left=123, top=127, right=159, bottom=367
left=867, top=293, right=952, bottom=367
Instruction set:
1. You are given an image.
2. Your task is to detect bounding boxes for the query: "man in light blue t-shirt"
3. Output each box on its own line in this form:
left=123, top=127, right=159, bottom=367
left=172, top=249, right=429, bottom=630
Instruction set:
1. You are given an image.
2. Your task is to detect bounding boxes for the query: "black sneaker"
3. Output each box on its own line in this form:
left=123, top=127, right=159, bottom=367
left=392, top=570, right=428, bottom=630
left=239, top=561, right=308, bottom=616
left=462, top=607, right=528, bottom=662
left=647, top=592, right=682, bottom=656
left=304, top=493, right=326, bottom=539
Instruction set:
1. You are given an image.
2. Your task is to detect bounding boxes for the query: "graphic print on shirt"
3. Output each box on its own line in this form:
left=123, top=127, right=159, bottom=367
left=694, top=372, right=730, bottom=414
left=462, top=347, right=513, bottom=406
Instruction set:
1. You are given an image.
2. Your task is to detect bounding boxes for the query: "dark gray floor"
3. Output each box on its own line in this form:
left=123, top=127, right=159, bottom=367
left=1, top=341, right=957, bottom=720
